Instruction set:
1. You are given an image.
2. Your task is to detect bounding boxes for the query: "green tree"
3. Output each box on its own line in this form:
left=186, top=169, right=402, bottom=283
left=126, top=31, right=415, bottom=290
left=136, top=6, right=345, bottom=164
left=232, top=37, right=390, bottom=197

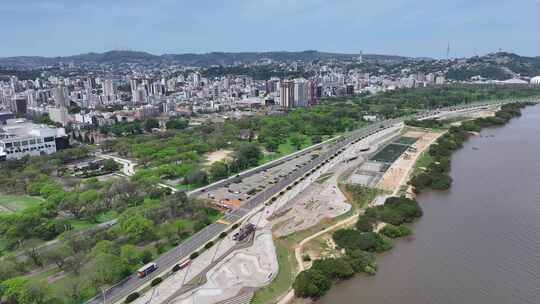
left=23, top=239, right=43, bottom=268
left=209, top=161, right=229, bottom=181
left=293, top=268, right=332, bottom=298
left=102, top=159, right=120, bottom=172
left=166, top=119, right=189, bottom=130
left=87, top=253, right=127, bottom=286
left=0, top=277, right=50, bottom=304
left=311, top=258, right=355, bottom=280
left=231, top=143, right=262, bottom=172
left=356, top=215, right=375, bottom=232
left=120, top=244, right=141, bottom=267
left=290, top=133, right=306, bottom=150
left=90, top=240, right=116, bottom=257
left=120, top=214, right=155, bottom=243
left=143, top=118, right=160, bottom=131
left=346, top=249, right=376, bottom=273
left=43, top=244, right=73, bottom=270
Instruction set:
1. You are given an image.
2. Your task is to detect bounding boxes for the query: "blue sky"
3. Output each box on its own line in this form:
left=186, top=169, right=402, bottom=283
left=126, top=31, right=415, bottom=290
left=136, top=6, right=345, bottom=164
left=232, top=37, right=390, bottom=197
left=1, top=0, right=538, bottom=58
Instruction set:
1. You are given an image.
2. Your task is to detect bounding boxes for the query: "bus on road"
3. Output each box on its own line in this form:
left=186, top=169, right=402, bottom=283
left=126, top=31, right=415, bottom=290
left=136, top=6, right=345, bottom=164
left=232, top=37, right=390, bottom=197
left=137, top=262, right=158, bottom=278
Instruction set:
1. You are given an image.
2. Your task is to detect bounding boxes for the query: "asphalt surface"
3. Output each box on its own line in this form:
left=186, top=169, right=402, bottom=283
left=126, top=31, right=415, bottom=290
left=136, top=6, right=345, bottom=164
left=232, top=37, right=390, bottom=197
left=88, top=122, right=394, bottom=304
left=87, top=100, right=513, bottom=304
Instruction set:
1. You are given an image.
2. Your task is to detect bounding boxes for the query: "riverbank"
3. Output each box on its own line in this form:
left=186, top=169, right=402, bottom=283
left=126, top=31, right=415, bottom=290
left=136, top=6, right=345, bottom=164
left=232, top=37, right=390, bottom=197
left=318, top=104, right=540, bottom=304
left=287, top=102, right=534, bottom=303
left=409, top=102, right=534, bottom=194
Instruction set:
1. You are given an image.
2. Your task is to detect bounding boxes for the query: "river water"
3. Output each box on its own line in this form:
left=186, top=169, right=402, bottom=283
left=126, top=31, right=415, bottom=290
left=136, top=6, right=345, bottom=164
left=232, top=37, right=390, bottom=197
left=319, top=105, right=540, bottom=304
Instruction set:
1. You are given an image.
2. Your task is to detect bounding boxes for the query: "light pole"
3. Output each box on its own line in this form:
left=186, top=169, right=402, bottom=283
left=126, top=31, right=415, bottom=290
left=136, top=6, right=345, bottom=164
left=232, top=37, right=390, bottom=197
left=101, top=287, right=106, bottom=304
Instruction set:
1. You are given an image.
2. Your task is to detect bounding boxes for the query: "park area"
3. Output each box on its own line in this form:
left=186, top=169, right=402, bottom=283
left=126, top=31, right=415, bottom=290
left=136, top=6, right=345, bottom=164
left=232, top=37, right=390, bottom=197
left=0, top=195, right=43, bottom=213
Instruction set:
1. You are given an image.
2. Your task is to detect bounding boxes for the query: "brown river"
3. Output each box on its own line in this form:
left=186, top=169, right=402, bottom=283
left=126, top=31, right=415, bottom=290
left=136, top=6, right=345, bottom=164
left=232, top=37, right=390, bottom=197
left=319, top=105, right=540, bottom=304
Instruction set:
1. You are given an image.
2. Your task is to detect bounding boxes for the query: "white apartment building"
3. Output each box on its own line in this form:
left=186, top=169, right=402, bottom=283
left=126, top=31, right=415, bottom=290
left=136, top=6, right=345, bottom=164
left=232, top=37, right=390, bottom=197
left=0, top=119, right=66, bottom=161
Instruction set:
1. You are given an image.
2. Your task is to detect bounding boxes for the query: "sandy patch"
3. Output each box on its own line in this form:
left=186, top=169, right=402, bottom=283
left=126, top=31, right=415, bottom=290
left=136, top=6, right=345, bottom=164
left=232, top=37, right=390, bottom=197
left=375, top=130, right=443, bottom=194
left=204, top=150, right=233, bottom=166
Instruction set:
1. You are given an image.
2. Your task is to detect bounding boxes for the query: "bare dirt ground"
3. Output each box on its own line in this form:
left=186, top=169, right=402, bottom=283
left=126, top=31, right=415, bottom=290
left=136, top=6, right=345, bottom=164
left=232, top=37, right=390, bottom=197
left=375, top=130, right=443, bottom=194
left=271, top=126, right=403, bottom=237
left=204, top=149, right=233, bottom=166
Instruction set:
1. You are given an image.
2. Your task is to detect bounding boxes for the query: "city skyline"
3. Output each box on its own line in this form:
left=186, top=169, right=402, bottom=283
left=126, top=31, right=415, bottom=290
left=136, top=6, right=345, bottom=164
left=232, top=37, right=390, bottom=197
left=1, top=0, right=539, bottom=58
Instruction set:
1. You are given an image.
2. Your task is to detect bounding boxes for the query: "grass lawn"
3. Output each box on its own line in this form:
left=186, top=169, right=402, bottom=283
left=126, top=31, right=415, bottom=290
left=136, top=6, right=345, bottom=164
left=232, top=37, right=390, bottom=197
left=0, top=195, right=44, bottom=213
left=68, top=210, right=119, bottom=231
left=260, top=137, right=314, bottom=165
left=251, top=239, right=297, bottom=304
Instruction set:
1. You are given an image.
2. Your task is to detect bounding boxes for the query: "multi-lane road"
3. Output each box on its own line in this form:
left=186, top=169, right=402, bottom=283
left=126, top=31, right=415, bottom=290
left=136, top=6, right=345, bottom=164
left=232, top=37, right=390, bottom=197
left=87, top=99, right=526, bottom=304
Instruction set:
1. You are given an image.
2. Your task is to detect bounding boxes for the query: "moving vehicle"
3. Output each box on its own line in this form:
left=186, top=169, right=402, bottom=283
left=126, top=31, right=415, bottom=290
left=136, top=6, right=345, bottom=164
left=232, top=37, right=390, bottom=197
left=137, top=262, right=158, bottom=278
left=178, top=259, right=191, bottom=270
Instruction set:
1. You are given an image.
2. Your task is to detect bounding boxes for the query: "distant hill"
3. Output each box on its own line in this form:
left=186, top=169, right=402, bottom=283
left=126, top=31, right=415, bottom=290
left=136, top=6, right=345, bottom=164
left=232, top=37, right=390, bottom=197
left=446, top=52, right=540, bottom=80
left=0, top=50, right=409, bottom=68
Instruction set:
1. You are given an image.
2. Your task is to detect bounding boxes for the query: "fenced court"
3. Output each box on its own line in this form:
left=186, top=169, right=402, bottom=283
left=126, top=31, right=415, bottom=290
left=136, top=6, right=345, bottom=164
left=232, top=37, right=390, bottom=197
left=370, top=137, right=418, bottom=164
left=394, top=136, right=418, bottom=146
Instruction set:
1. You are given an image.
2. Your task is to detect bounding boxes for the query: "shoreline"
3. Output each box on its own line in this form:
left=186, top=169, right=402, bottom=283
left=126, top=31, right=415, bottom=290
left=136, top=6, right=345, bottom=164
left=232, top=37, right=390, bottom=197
left=278, top=129, right=444, bottom=304
left=282, top=102, right=533, bottom=304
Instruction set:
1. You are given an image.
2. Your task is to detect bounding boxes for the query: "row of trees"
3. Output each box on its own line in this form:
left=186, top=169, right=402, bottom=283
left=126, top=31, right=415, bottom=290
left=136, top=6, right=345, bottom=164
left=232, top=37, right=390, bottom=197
left=352, top=85, right=540, bottom=116
left=293, top=250, right=377, bottom=298
left=409, top=102, right=533, bottom=193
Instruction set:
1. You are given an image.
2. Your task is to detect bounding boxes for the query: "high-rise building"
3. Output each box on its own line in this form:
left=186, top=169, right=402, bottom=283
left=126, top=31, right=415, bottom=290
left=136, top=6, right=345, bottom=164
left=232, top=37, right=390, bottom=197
left=10, top=97, right=27, bottom=116
left=435, top=75, right=446, bottom=85
left=134, top=85, right=147, bottom=104
left=294, top=78, right=308, bottom=107
left=308, top=80, right=319, bottom=106
left=52, top=85, right=70, bottom=108
left=103, top=79, right=115, bottom=101
left=280, top=80, right=294, bottom=110
left=266, top=78, right=280, bottom=94
left=87, top=74, right=96, bottom=89
left=193, top=73, right=201, bottom=87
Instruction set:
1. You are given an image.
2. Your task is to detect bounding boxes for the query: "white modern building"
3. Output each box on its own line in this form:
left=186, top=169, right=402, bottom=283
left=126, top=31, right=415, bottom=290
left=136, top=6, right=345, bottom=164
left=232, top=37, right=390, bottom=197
left=0, top=119, right=67, bottom=161
left=280, top=80, right=294, bottom=110
left=530, top=76, right=540, bottom=85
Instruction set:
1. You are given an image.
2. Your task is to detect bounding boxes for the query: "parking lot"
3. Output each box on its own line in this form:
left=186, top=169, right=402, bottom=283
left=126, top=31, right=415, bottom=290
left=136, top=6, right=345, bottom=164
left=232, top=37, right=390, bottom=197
left=197, top=144, right=334, bottom=212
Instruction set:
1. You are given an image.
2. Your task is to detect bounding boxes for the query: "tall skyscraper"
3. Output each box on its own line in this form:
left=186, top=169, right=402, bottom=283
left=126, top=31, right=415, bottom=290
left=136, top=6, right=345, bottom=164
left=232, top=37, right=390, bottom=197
left=294, top=78, right=308, bottom=107
left=52, top=85, right=70, bottom=108
left=280, top=80, right=294, bottom=110
left=193, top=73, right=201, bottom=87
left=103, top=79, right=115, bottom=101
left=308, top=80, right=318, bottom=106
left=134, top=85, right=147, bottom=104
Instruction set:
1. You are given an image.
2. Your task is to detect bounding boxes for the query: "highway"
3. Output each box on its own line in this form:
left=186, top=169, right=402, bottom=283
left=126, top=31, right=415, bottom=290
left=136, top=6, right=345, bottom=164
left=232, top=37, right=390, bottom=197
left=87, top=121, right=396, bottom=304
left=86, top=99, right=525, bottom=304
